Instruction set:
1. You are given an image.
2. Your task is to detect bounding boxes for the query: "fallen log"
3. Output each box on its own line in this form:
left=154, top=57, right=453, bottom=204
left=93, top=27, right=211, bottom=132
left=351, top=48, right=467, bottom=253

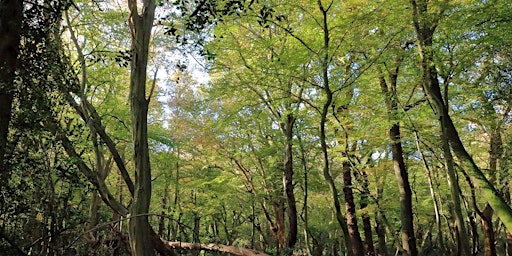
left=164, top=241, right=270, bottom=256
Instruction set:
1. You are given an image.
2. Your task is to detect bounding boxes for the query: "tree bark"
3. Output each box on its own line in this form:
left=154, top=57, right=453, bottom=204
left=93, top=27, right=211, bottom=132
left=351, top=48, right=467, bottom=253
left=343, top=161, right=365, bottom=256
left=0, top=0, right=23, bottom=173
left=127, top=0, right=156, bottom=254
left=389, top=124, right=417, bottom=256
left=480, top=205, right=496, bottom=256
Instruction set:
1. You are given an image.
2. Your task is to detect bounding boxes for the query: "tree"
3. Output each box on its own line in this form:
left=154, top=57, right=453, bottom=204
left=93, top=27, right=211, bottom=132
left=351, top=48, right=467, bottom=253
left=126, top=0, right=157, bottom=253
left=0, top=0, right=23, bottom=174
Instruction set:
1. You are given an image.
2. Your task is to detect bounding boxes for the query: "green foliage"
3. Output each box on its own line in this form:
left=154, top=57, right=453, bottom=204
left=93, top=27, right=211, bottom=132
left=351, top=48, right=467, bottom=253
left=2, top=0, right=512, bottom=255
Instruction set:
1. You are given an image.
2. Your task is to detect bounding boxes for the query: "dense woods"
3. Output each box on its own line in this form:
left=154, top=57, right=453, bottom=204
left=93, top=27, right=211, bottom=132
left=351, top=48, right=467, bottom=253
left=0, top=0, right=511, bottom=255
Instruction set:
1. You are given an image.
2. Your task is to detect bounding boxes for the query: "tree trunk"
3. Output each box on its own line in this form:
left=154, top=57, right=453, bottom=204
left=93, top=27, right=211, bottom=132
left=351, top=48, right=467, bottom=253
left=159, top=196, right=168, bottom=237
left=441, top=122, right=471, bottom=256
left=375, top=213, right=387, bottom=256
left=127, top=0, right=157, bottom=254
left=272, top=201, right=286, bottom=251
left=378, top=65, right=417, bottom=256
left=283, top=113, right=298, bottom=249
left=298, top=134, right=312, bottom=255
left=480, top=205, right=496, bottom=256
left=359, top=169, right=376, bottom=256
left=389, top=124, right=417, bottom=256
left=343, top=161, right=365, bottom=256
left=0, top=0, right=23, bottom=173
left=86, top=193, right=101, bottom=240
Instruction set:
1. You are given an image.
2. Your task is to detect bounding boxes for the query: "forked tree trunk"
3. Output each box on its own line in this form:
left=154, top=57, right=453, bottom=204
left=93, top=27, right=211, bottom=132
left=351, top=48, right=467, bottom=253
left=0, top=0, right=23, bottom=173
left=127, top=0, right=157, bottom=254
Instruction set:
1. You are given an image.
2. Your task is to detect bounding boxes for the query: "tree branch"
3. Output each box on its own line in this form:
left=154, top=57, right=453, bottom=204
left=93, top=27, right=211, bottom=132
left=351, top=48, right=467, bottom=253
left=164, top=241, right=270, bottom=256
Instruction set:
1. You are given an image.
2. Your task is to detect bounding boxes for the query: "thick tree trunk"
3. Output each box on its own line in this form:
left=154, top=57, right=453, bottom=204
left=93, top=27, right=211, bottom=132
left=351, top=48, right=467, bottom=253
left=389, top=124, right=417, bottom=256
left=127, top=0, right=156, bottom=254
left=272, top=201, right=286, bottom=250
left=0, top=0, right=23, bottom=173
left=343, top=161, right=365, bottom=256
left=283, top=114, right=298, bottom=249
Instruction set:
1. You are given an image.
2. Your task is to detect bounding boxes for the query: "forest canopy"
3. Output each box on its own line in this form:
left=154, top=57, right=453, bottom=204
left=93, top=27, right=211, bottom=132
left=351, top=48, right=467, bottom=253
left=0, top=0, right=511, bottom=256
